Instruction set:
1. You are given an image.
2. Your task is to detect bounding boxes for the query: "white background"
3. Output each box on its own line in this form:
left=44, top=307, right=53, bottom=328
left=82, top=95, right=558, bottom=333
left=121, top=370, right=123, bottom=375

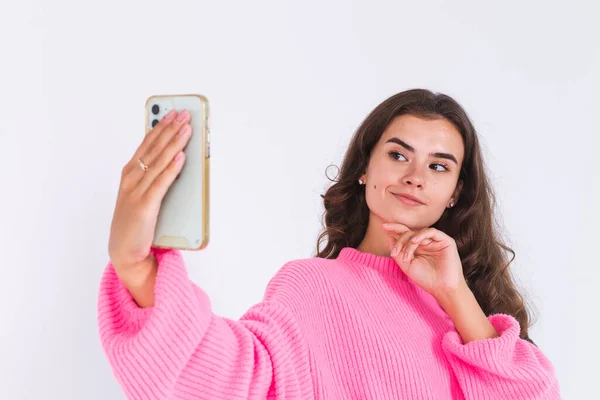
left=1, top=0, right=598, bottom=398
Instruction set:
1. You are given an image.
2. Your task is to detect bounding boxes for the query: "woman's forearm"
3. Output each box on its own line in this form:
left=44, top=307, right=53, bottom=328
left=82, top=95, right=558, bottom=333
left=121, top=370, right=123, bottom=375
left=436, top=282, right=499, bottom=344
left=115, top=254, right=158, bottom=308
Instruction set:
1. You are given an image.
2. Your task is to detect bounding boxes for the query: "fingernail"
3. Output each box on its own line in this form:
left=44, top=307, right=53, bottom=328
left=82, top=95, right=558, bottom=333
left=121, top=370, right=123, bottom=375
left=178, top=124, right=191, bottom=136
left=390, top=247, right=398, bottom=257
left=174, top=151, right=184, bottom=162
left=402, top=251, right=408, bottom=262
left=176, top=109, right=189, bottom=122
left=164, top=110, right=176, bottom=121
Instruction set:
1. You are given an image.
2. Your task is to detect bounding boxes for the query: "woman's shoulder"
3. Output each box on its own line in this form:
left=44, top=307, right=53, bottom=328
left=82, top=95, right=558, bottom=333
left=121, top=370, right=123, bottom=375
left=262, top=255, right=345, bottom=302
left=276, top=254, right=345, bottom=279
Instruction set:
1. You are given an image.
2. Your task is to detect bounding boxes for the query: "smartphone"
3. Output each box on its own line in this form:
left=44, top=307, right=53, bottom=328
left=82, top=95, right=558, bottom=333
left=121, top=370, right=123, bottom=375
left=145, top=94, right=210, bottom=251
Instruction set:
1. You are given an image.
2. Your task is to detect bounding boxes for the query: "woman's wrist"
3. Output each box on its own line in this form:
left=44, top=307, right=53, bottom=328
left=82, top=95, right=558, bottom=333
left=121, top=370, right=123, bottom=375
left=116, top=254, right=158, bottom=308
left=436, top=282, right=499, bottom=344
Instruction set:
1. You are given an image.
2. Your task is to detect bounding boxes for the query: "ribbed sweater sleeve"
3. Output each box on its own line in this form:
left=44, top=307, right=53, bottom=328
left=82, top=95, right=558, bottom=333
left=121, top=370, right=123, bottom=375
left=442, top=314, right=561, bottom=399
left=97, top=248, right=314, bottom=399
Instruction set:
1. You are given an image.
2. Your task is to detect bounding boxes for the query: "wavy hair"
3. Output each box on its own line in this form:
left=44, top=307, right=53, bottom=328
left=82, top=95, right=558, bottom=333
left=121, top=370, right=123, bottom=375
left=316, top=89, right=536, bottom=342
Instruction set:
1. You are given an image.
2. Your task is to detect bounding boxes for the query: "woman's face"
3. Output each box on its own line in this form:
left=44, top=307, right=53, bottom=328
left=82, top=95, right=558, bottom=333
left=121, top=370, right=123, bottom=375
left=360, top=114, right=465, bottom=231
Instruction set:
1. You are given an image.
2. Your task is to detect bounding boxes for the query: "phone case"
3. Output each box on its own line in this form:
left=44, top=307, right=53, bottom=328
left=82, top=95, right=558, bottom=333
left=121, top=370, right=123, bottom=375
left=144, top=94, right=210, bottom=251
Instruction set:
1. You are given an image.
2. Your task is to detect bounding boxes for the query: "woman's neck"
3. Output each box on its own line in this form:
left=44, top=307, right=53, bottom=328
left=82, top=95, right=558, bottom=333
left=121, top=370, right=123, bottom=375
left=357, top=213, right=393, bottom=257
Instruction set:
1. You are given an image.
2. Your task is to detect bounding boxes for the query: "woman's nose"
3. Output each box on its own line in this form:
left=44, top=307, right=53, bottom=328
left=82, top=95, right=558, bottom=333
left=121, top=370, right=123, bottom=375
left=402, top=167, right=425, bottom=188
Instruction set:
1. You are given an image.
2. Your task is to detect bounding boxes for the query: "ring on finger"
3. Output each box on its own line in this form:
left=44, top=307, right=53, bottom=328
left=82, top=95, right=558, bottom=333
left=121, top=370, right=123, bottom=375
left=137, top=158, right=149, bottom=172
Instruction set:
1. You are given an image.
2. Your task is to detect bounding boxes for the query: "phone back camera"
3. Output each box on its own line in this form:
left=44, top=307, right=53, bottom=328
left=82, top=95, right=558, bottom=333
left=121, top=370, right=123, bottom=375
left=152, top=119, right=159, bottom=127
left=151, top=104, right=160, bottom=115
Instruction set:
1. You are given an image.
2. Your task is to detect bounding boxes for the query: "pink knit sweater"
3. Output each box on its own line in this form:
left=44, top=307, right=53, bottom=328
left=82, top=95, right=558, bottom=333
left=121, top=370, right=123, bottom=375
left=98, top=247, right=561, bottom=399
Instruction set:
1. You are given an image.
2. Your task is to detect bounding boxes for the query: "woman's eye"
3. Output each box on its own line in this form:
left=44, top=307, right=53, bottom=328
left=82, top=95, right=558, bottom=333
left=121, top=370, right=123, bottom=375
left=389, top=151, right=449, bottom=172
left=430, top=163, right=449, bottom=172
left=389, top=151, right=407, bottom=161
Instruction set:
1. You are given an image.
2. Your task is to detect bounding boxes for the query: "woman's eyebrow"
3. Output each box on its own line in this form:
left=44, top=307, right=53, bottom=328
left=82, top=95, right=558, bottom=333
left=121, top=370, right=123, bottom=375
left=385, top=137, right=458, bottom=165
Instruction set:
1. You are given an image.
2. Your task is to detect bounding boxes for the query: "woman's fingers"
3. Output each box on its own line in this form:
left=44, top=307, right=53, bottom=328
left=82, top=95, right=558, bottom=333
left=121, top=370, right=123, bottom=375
left=141, top=110, right=191, bottom=168
left=145, top=151, right=187, bottom=202
left=405, top=228, right=453, bottom=262
left=383, top=223, right=439, bottom=262
left=383, top=223, right=414, bottom=257
left=410, top=228, right=448, bottom=245
left=131, top=110, right=178, bottom=166
left=384, top=223, right=409, bottom=255
left=120, top=110, right=179, bottom=191
left=138, top=121, right=193, bottom=194
left=390, top=230, right=415, bottom=258
left=402, top=235, right=434, bottom=263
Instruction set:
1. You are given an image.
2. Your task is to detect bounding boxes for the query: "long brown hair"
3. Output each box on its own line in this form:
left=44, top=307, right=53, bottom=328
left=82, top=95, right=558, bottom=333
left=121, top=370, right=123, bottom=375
left=316, top=89, right=536, bottom=342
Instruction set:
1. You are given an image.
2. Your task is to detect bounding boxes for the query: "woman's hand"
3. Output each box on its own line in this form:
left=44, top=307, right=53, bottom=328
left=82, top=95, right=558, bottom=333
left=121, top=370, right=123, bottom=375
left=108, top=109, right=192, bottom=287
left=382, top=223, right=467, bottom=300
left=383, top=223, right=499, bottom=342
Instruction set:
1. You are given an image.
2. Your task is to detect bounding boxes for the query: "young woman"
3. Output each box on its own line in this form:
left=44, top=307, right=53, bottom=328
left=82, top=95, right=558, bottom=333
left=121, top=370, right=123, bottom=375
left=99, top=89, right=560, bottom=399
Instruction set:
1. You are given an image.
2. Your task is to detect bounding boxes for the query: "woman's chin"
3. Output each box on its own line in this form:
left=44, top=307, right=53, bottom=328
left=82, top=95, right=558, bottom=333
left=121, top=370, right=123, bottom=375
left=386, top=216, right=428, bottom=231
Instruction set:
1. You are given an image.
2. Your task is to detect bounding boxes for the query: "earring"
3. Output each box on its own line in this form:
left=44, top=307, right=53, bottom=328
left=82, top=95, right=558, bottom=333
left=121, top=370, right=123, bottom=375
left=449, top=201, right=455, bottom=208
left=358, top=179, right=364, bottom=185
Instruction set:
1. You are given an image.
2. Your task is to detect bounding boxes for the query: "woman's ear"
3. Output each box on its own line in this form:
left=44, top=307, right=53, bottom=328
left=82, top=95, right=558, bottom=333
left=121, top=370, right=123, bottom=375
left=450, top=180, right=464, bottom=206
left=358, top=172, right=367, bottom=185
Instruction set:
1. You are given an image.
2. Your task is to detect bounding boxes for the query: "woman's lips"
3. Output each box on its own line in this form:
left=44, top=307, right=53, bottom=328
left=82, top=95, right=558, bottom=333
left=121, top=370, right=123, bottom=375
left=393, top=193, right=425, bottom=206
